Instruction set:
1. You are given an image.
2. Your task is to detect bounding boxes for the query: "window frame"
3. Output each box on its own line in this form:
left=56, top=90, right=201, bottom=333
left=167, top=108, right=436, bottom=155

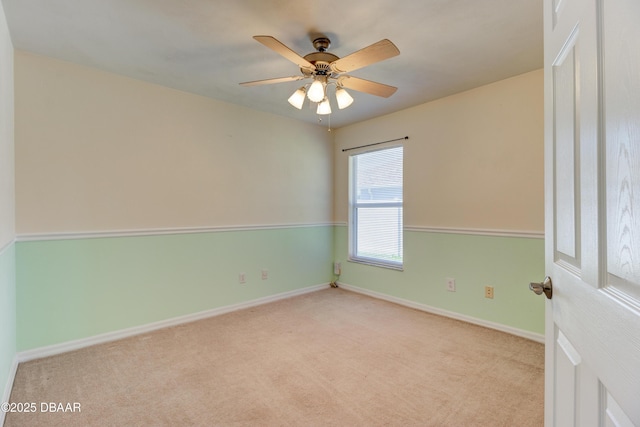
left=348, top=145, right=404, bottom=270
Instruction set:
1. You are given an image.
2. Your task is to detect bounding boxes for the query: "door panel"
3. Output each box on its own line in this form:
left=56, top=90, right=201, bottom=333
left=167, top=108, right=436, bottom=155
left=552, top=27, right=580, bottom=267
left=604, top=391, right=635, bottom=427
left=603, top=0, right=640, bottom=302
left=554, top=331, right=580, bottom=427
left=544, top=0, right=640, bottom=425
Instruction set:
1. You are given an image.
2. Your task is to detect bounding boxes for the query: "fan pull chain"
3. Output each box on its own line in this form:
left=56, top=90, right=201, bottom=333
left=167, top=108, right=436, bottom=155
left=317, top=112, right=332, bottom=131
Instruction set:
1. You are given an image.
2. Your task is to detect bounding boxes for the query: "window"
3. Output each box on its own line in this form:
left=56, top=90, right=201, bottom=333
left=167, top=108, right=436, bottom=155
left=349, top=145, right=403, bottom=269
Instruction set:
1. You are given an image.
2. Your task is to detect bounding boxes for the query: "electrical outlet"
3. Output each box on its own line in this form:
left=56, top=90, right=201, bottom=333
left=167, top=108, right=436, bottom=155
left=334, top=262, right=342, bottom=276
left=261, top=269, right=268, bottom=280
left=446, top=278, right=456, bottom=292
left=239, top=273, right=246, bottom=284
left=485, top=286, right=494, bottom=299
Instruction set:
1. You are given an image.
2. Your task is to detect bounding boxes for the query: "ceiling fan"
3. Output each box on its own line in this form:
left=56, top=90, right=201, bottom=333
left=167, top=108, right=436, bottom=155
left=239, top=35, right=400, bottom=115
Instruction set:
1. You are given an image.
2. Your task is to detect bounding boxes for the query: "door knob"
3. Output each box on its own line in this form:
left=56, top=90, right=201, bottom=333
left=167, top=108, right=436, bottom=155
left=529, top=276, right=553, bottom=299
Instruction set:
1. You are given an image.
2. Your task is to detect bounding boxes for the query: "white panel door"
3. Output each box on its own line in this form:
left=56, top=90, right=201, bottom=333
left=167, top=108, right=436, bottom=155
left=543, top=0, right=640, bottom=425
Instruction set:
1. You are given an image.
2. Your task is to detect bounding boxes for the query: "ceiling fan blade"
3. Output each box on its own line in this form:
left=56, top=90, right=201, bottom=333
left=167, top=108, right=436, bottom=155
left=339, top=76, right=398, bottom=98
left=239, top=76, right=306, bottom=87
left=330, top=39, right=400, bottom=73
left=253, top=36, right=315, bottom=72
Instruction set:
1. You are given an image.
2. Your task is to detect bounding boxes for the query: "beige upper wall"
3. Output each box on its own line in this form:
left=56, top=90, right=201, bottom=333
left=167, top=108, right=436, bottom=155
left=334, top=69, right=544, bottom=232
left=15, top=52, right=333, bottom=235
left=0, top=3, right=14, bottom=247
left=15, top=51, right=542, bottom=235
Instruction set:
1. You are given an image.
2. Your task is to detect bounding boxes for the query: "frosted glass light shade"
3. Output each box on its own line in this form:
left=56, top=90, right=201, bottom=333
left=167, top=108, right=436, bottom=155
left=316, top=98, right=332, bottom=115
left=307, top=80, right=325, bottom=102
left=335, top=87, right=354, bottom=109
left=288, top=87, right=306, bottom=109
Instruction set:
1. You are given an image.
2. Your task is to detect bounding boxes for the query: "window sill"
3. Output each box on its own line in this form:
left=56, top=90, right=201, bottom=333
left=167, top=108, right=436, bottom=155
left=348, top=257, right=404, bottom=271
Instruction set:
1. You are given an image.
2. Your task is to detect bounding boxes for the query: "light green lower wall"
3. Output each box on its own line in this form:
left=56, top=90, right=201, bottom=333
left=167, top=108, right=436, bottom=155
left=16, top=226, right=333, bottom=351
left=15, top=225, right=544, bottom=352
left=334, top=226, right=545, bottom=334
left=0, top=243, right=16, bottom=399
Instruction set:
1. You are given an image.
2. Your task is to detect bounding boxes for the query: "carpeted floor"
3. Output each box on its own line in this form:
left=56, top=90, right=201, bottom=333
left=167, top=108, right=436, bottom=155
left=5, top=288, right=544, bottom=426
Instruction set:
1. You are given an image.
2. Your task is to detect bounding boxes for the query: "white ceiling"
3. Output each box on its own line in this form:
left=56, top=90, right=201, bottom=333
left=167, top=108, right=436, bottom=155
left=2, top=0, right=543, bottom=129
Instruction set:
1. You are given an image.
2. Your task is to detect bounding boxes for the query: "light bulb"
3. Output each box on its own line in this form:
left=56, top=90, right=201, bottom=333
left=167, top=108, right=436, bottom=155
left=335, top=87, right=354, bottom=109
left=316, top=98, right=332, bottom=115
left=288, top=87, right=306, bottom=109
left=307, top=79, right=325, bottom=103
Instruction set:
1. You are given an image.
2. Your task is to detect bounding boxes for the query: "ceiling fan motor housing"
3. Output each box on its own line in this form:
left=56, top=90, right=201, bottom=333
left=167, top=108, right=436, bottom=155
left=299, top=37, right=336, bottom=76
left=302, top=52, right=339, bottom=76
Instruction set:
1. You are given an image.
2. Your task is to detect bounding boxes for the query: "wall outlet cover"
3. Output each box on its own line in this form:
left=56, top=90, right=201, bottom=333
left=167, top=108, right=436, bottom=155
left=485, top=286, right=494, bottom=299
left=446, top=278, right=456, bottom=292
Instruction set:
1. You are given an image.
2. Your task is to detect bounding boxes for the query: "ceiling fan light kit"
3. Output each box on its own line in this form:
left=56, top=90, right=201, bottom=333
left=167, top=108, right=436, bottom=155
left=287, top=87, right=306, bottom=109
left=335, top=86, right=354, bottom=109
left=240, top=34, right=400, bottom=120
left=316, top=98, right=332, bottom=115
left=307, top=78, right=326, bottom=103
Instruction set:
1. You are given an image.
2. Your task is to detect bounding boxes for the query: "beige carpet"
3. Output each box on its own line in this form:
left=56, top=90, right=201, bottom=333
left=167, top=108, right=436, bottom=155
left=5, top=288, right=544, bottom=426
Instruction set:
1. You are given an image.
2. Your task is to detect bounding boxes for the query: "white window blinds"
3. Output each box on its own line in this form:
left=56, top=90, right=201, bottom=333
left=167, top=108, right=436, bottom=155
left=350, top=146, right=403, bottom=268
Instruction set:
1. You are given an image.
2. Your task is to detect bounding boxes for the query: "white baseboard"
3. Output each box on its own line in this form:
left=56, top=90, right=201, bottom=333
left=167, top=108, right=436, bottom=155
left=17, top=283, right=330, bottom=363
left=337, top=282, right=544, bottom=343
left=0, top=354, right=19, bottom=426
